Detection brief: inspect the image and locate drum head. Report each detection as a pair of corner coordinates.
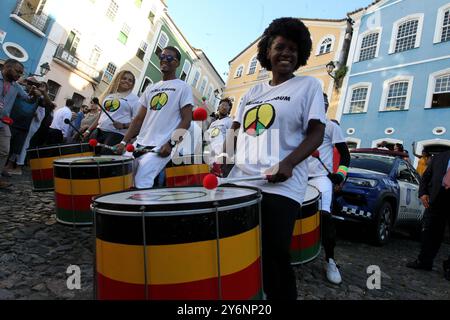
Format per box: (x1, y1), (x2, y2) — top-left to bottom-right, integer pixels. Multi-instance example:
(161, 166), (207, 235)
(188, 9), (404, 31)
(54, 155), (133, 166)
(93, 186), (261, 214)
(303, 185), (320, 205)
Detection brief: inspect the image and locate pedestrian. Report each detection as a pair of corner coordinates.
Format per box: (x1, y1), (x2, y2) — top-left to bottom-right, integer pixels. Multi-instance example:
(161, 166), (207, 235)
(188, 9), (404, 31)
(0, 59), (40, 188)
(82, 70), (140, 154)
(46, 98), (75, 145)
(221, 18), (326, 299)
(413, 147), (431, 176)
(307, 93), (350, 285)
(114, 46), (194, 189)
(406, 150), (450, 281)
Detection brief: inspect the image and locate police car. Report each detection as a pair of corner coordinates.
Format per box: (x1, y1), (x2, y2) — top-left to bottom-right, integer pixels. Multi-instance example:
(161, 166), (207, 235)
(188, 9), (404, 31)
(333, 148), (425, 245)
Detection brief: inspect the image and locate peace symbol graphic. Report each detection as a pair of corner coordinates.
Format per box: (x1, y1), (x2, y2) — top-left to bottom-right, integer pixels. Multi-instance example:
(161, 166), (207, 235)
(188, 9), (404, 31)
(211, 127), (221, 138)
(150, 92), (169, 111)
(243, 103), (275, 137)
(104, 99), (121, 112)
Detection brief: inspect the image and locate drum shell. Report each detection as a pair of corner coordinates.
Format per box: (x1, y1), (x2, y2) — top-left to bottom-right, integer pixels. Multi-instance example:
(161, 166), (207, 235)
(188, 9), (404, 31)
(27, 143), (94, 191)
(93, 186), (263, 300)
(54, 156), (133, 225)
(165, 155), (209, 187)
(290, 186), (321, 265)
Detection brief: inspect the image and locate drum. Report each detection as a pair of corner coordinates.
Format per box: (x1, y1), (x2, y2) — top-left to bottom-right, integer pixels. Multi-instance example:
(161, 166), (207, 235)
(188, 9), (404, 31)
(165, 154), (209, 187)
(290, 185), (321, 265)
(54, 156), (133, 225)
(92, 186), (263, 300)
(27, 143), (94, 191)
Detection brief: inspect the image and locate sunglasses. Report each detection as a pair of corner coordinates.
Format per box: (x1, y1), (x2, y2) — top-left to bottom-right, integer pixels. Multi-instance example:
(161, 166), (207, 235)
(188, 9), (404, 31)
(159, 54), (177, 62)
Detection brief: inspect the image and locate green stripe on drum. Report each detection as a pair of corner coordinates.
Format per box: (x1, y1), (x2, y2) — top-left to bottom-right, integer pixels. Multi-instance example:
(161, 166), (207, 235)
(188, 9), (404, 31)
(54, 162), (133, 180)
(290, 243), (321, 265)
(95, 205), (259, 246)
(56, 208), (93, 224)
(32, 179), (54, 191)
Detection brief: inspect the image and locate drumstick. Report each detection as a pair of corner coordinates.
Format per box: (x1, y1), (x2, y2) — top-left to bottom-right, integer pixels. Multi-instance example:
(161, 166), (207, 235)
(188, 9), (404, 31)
(203, 173), (269, 190)
(311, 150), (331, 175)
(88, 139), (117, 152)
(125, 144), (159, 154)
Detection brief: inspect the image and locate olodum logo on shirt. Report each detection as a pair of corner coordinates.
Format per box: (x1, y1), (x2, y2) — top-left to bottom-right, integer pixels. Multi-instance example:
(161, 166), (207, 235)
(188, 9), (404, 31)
(243, 103), (275, 137)
(210, 127), (221, 138)
(104, 99), (121, 112)
(150, 92), (169, 111)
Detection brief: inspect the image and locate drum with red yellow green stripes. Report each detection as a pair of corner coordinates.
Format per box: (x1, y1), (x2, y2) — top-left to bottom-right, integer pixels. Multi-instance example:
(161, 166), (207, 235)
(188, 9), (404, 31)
(54, 156), (133, 225)
(92, 186), (263, 300)
(27, 143), (94, 192)
(290, 185), (321, 265)
(165, 155), (209, 187)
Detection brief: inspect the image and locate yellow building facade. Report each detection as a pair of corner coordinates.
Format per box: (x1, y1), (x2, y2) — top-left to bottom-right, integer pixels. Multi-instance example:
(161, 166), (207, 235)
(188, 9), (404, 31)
(223, 18), (351, 119)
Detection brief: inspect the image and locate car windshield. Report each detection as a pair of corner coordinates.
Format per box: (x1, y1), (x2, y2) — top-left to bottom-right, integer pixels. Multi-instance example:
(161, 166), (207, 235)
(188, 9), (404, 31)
(350, 154), (395, 174)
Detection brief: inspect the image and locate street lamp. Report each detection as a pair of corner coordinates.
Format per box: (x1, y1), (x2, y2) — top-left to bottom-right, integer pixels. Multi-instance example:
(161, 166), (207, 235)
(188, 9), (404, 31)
(326, 61), (336, 80)
(29, 62), (51, 77)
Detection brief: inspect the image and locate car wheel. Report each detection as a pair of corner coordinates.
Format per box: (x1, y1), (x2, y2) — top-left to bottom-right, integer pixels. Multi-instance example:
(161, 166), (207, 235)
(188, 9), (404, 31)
(372, 201), (393, 246)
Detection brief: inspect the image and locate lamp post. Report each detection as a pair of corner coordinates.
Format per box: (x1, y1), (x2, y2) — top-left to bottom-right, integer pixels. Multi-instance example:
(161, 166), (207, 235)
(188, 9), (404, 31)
(29, 62), (51, 78)
(326, 61), (336, 80)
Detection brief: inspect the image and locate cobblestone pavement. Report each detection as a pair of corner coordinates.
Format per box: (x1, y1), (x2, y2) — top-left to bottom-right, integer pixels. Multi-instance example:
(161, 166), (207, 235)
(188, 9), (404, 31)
(1, 169), (449, 300)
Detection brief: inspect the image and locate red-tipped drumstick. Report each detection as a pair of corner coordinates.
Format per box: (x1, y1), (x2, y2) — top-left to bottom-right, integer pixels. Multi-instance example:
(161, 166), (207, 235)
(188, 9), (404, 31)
(193, 107), (208, 121)
(88, 139), (117, 152)
(311, 150), (331, 174)
(203, 173), (269, 190)
(125, 144), (159, 154)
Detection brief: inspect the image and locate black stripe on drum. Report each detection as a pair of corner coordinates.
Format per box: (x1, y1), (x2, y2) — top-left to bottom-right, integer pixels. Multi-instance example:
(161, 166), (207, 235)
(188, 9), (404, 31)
(54, 162), (133, 179)
(27, 144), (92, 159)
(95, 205), (259, 245)
(298, 198), (319, 219)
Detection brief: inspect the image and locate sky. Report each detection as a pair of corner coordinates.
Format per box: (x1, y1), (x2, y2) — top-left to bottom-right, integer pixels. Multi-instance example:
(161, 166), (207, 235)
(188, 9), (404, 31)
(166, 0), (374, 82)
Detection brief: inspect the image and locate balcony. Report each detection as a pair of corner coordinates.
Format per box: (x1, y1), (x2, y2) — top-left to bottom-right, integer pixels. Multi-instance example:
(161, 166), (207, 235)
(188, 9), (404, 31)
(53, 45), (102, 84)
(10, 0), (50, 36)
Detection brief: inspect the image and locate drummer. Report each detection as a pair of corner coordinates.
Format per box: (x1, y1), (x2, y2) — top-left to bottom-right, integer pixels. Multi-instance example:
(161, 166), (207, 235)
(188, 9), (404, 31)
(222, 18), (326, 300)
(115, 46), (194, 188)
(83, 70), (141, 155)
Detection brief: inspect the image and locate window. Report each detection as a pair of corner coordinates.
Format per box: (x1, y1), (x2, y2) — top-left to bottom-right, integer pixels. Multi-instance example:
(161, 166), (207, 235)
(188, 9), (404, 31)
(235, 65), (244, 78)
(64, 31), (80, 55)
(199, 78), (208, 95)
(136, 41), (148, 60)
(206, 86), (213, 100)
(180, 60), (191, 81)
(106, 1), (118, 21)
(89, 47), (101, 67)
(118, 24), (130, 45)
(154, 32), (169, 57)
(434, 5), (450, 43)
(72, 93), (85, 109)
(432, 73), (450, 108)
(347, 141), (358, 150)
(380, 77), (414, 111)
(148, 11), (155, 24)
(2, 42), (29, 62)
(248, 56), (257, 75)
(359, 32), (379, 61)
(348, 87), (368, 113)
(192, 70), (200, 88)
(140, 77), (153, 96)
(47, 80), (61, 101)
(318, 37), (333, 55)
(102, 62), (117, 84)
(390, 14), (424, 54)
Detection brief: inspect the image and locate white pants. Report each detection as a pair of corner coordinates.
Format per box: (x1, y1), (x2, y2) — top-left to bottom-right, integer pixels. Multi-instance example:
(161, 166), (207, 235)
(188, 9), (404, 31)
(308, 175), (333, 213)
(132, 150), (172, 189)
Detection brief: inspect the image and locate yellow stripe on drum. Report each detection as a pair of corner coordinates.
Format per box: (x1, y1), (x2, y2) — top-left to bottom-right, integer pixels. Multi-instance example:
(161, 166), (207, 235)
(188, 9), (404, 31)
(292, 212), (320, 236)
(54, 174), (133, 195)
(96, 226), (260, 285)
(29, 152), (94, 170)
(165, 164), (209, 178)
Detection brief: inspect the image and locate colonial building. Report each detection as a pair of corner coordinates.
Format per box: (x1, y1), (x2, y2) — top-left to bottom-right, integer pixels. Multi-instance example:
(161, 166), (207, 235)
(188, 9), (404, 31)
(223, 18), (353, 119)
(337, 0), (450, 161)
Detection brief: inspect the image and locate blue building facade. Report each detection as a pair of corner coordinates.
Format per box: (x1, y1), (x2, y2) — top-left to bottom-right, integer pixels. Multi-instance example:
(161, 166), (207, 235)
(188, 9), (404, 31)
(337, 0), (450, 161)
(0, 0), (54, 75)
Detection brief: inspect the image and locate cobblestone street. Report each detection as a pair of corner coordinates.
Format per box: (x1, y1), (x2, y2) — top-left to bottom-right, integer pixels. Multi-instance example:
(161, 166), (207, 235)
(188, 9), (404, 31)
(1, 169), (449, 300)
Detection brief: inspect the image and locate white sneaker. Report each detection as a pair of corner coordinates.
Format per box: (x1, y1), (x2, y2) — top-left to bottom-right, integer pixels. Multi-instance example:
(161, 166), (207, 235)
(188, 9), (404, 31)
(326, 258), (342, 284)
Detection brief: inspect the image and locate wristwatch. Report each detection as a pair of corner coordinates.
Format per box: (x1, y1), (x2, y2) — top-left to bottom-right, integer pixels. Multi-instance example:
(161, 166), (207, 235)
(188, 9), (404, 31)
(169, 139), (177, 148)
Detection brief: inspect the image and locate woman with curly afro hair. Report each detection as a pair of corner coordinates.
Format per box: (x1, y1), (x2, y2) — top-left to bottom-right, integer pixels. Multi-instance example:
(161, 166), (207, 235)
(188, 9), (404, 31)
(225, 17), (326, 299)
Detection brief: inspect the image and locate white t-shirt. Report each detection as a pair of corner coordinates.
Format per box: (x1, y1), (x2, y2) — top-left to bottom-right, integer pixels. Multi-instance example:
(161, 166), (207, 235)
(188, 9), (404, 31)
(206, 116), (233, 157)
(136, 79), (194, 148)
(98, 92), (140, 135)
(50, 105), (72, 138)
(229, 76), (326, 205)
(307, 119), (345, 177)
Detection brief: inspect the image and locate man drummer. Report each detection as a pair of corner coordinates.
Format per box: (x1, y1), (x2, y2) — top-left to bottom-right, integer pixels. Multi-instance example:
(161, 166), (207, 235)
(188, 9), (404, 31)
(307, 93), (350, 285)
(115, 46), (194, 188)
(206, 98), (233, 165)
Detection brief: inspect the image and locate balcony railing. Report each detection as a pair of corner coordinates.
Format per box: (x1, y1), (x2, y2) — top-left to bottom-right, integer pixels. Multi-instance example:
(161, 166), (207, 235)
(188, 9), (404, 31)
(53, 45), (102, 83)
(11, 0), (49, 33)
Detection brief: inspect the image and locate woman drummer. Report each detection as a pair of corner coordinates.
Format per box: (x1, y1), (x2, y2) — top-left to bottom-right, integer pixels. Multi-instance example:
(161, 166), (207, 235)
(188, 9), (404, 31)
(83, 70), (140, 155)
(224, 17), (326, 299)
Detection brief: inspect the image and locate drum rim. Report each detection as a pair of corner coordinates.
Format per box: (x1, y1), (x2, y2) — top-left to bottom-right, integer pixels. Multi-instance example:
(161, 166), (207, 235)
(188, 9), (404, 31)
(303, 184), (320, 205)
(53, 155), (134, 166)
(92, 185), (262, 213)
